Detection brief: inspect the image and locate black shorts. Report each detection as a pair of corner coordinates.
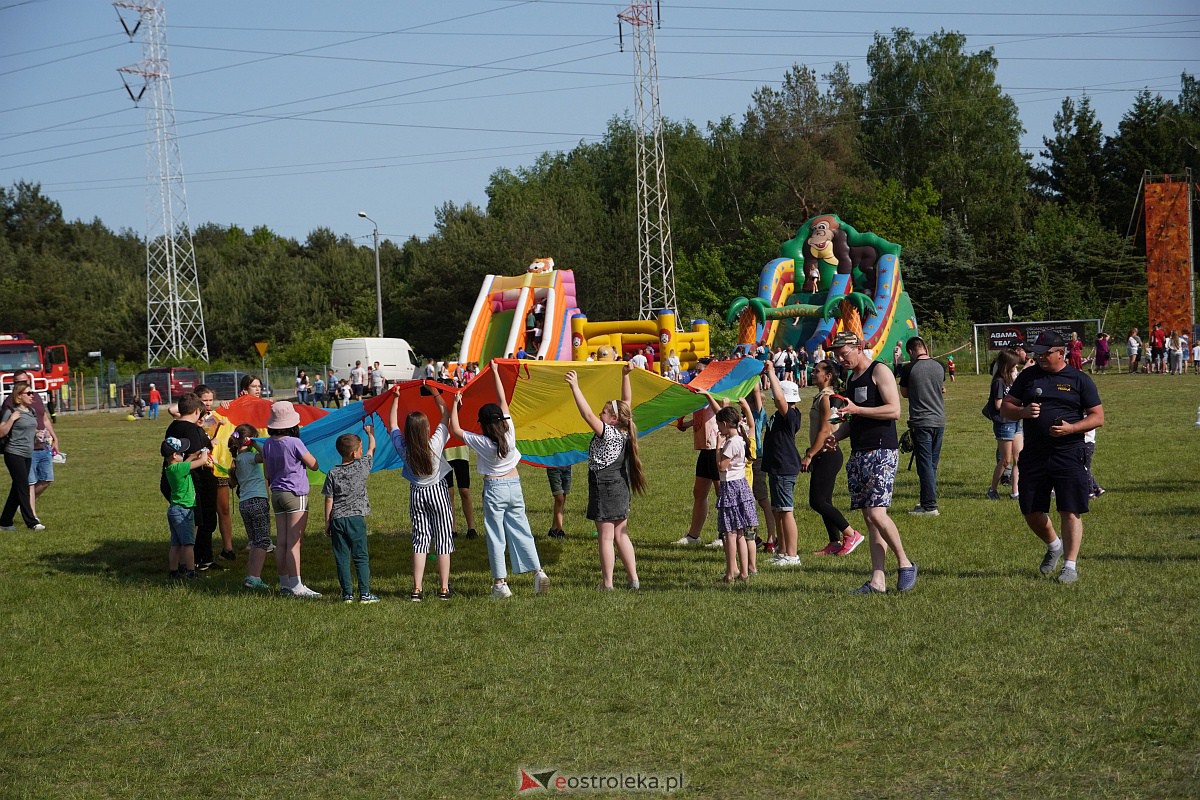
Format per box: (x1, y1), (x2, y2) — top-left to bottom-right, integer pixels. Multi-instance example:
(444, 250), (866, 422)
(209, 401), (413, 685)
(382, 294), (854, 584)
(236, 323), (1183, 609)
(444, 458), (471, 490)
(694, 449), (719, 482)
(1017, 447), (1090, 515)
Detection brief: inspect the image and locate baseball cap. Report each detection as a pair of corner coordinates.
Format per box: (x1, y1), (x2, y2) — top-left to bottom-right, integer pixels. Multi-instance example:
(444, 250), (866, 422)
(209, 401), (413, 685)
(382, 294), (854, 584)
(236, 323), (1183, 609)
(478, 403), (509, 424)
(830, 330), (861, 349)
(1029, 330), (1066, 354)
(161, 436), (190, 458)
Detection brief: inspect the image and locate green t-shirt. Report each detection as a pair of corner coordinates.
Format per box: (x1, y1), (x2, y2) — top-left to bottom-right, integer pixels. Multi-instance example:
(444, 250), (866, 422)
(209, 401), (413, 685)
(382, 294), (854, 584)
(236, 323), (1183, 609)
(164, 461), (196, 507)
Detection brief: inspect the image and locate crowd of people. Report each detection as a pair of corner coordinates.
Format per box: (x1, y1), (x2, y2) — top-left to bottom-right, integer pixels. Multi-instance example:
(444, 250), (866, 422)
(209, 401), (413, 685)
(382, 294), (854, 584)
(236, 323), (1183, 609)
(1124, 323), (1193, 374)
(142, 319), (1123, 599)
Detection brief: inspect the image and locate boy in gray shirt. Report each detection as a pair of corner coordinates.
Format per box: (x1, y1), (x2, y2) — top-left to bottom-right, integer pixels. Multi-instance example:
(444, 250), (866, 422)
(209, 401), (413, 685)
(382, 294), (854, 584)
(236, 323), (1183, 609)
(322, 425), (377, 603)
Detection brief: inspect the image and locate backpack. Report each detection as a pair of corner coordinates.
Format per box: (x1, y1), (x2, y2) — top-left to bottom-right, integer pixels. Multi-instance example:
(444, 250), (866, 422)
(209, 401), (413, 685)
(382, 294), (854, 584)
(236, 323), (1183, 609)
(979, 395), (998, 422)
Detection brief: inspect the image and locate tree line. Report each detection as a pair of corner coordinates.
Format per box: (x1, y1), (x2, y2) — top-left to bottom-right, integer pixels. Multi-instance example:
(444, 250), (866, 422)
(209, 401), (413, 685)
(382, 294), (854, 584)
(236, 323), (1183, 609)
(1, 29), (1196, 369)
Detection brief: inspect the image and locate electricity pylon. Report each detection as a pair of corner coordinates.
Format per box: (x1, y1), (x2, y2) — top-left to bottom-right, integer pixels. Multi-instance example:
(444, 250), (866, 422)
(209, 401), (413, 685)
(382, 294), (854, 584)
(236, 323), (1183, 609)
(116, 0), (209, 365)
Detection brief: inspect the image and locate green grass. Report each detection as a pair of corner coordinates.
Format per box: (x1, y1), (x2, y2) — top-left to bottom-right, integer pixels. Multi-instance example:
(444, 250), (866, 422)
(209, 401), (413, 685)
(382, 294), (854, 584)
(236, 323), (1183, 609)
(2, 371), (1198, 798)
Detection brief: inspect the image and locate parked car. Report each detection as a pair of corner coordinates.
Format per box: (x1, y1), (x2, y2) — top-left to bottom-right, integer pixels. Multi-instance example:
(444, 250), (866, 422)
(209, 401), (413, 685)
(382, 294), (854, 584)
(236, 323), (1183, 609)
(203, 371), (273, 401)
(125, 367), (198, 404)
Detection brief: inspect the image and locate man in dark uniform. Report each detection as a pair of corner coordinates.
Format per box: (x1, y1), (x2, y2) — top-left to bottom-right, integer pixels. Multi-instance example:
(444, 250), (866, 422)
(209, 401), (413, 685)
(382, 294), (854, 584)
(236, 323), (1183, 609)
(1001, 330), (1104, 584)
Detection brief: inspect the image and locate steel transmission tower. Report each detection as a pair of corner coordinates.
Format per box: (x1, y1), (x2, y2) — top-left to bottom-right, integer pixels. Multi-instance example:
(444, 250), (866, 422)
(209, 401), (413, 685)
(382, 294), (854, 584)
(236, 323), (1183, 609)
(618, 2), (678, 321)
(115, 0), (209, 365)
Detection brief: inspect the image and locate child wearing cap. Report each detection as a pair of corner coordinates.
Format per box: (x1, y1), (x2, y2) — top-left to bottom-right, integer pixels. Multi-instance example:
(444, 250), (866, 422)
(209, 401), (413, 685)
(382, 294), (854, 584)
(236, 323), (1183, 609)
(161, 436), (212, 579)
(761, 361), (804, 567)
(261, 401), (320, 598)
(448, 366), (550, 599)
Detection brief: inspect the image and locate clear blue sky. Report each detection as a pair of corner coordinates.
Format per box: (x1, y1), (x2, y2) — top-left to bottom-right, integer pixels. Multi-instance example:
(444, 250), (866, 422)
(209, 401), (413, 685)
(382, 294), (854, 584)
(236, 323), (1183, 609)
(1, 1), (1197, 248)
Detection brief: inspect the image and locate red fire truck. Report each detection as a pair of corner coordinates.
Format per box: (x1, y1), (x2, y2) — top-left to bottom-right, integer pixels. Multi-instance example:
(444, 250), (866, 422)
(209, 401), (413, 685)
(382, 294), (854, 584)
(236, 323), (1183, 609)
(0, 333), (70, 391)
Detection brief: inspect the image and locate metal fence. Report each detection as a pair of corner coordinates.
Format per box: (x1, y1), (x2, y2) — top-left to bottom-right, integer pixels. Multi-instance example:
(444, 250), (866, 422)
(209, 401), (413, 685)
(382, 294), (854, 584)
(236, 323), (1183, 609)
(55, 365), (330, 413)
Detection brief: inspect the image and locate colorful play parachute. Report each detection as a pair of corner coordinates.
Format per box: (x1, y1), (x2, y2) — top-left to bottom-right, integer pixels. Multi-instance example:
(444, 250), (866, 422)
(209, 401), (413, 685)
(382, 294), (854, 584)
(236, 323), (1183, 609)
(296, 358), (764, 472)
(208, 396), (328, 478)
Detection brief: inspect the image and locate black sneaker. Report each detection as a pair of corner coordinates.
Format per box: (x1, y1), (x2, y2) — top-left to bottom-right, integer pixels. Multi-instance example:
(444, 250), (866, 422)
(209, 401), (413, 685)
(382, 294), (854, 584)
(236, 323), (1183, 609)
(196, 561), (212, 572)
(168, 569), (181, 580)
(548, 528), (566, 540)
(466, 528), (478, 540)
(436, 588), (452, 601)
(219, 549), (236, 561)
(410, 590), (423, 603)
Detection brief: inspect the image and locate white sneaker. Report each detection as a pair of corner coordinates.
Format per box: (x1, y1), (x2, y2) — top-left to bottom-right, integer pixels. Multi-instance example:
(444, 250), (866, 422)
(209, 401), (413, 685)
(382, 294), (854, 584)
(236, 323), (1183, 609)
(534, 570), (550, 594)
(292, 585), (322, 598)
(0, 525), (15, 531)
(32, 524), (46, 531)
(771, 554), (802, 567)
(672, 535), (701, 546)
(704, 538), (723, 549)
(491, 581), (513, 600)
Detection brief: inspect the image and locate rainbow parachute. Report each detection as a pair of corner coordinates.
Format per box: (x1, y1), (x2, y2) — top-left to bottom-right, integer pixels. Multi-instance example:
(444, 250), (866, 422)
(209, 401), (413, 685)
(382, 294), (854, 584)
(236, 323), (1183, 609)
(285, 358), (763, 473)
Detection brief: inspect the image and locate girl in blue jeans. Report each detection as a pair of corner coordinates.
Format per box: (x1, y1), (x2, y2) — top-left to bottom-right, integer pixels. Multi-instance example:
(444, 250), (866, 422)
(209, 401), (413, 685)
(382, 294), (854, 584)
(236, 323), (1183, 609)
(448, 366), (549, 599)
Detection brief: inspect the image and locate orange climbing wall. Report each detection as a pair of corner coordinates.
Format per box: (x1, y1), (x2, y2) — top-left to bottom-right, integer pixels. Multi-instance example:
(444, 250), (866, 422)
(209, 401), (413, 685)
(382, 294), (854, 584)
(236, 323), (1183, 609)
(1143, 178), (1195, 335)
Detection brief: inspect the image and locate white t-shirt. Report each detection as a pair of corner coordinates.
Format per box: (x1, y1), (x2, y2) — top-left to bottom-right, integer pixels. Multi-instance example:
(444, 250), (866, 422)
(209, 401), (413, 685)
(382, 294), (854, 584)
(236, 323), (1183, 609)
(629, 353), (648, 369)
(350, 366), (365, 385)
(1192, 344), (1200, 361)
(462, 426), (521, 475)
(719, 435), (746, 483)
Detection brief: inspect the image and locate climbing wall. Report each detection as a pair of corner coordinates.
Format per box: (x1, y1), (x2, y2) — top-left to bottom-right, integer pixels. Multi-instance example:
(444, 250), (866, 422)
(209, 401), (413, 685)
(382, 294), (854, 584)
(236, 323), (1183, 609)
(1143, 177), (1195, 335)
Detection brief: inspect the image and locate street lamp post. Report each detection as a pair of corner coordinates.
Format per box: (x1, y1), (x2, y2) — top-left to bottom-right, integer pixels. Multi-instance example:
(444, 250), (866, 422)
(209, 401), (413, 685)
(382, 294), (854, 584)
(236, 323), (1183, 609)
(357, 211), (384, 337)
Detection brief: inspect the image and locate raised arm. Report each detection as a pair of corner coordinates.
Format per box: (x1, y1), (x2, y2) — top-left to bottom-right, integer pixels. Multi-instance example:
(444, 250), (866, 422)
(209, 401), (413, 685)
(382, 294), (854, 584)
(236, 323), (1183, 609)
(433, 389), (451, 429)
(621, 361), (633, 406)
(362, 422), (376, 458)
(565, 370), (603, 435)
(448, 392), (466, 440)
(492, 365), (509, 417)
(387, 390), (400, 433)
(738, 397), (755, 442)
(764, 360), (787, 412)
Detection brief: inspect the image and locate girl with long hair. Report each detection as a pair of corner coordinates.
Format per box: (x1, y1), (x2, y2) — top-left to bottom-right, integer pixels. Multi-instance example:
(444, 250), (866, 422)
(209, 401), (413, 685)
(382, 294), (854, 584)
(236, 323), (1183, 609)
(388, 386), (455, 601)
(448, 367), (549, 599)
(801, 360), (863, 557)
(988, 350), (1022, 500)
(565, 363), (645, 590)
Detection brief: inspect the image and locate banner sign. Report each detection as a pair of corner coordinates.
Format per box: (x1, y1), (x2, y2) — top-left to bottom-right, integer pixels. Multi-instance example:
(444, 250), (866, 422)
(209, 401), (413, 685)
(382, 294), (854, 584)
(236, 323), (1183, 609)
(981, 320), (1098, 351)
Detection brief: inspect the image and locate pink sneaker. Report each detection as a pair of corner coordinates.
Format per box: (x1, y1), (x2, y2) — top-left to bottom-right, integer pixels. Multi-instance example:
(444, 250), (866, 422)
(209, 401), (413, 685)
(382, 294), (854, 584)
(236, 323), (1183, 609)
(814, 542), (841, 556)
(837, 530), (865, 556)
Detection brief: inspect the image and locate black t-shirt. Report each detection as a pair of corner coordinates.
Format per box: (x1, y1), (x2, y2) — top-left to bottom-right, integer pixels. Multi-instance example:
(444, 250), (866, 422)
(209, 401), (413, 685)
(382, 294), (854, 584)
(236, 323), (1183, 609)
(988, 376), (1009, 421)
(762, 406), (802, 474)
(847, 361), (899, 452)
(1008, 364), (1101, 456)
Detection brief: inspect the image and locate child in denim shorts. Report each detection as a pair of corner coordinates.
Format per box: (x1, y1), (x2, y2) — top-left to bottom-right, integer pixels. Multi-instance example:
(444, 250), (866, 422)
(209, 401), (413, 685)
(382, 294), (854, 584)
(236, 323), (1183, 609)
(161, 436), (212, 579)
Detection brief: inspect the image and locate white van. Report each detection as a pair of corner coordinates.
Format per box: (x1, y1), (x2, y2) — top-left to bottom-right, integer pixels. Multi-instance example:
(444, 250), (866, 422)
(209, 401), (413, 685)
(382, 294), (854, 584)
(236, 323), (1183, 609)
(329, 338), (421, 384)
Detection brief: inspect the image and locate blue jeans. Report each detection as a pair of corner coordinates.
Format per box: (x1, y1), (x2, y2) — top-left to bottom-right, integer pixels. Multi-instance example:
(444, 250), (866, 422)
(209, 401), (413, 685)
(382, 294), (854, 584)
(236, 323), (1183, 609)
(482, 476), (542, 580)
(910, 426), (943, 510)
(167, 504), (195, 546)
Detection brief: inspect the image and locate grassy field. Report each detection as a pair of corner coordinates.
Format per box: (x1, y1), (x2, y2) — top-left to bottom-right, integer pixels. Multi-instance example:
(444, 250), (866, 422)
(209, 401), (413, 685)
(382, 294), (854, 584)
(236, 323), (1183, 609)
(1, 371), (1198, 798)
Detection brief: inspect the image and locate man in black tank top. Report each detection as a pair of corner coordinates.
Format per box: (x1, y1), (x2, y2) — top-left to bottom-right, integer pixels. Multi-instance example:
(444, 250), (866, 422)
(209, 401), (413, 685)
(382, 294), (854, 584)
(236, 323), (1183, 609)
(829, 331), (918, 594)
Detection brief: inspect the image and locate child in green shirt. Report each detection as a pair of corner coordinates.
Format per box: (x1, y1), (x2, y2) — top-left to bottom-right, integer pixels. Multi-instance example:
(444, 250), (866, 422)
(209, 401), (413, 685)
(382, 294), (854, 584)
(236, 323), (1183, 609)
(162, 436), (213, 579)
